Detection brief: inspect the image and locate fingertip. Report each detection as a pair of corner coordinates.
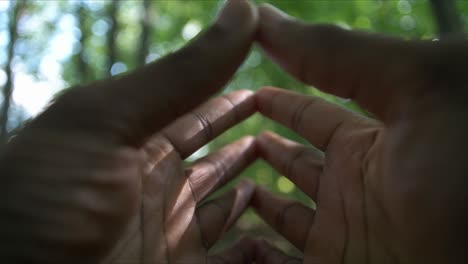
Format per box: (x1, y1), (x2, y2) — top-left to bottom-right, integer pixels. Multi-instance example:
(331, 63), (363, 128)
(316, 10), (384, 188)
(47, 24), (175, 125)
(256, 86), (283, 102)
(222, 89), (256, 114)
(238, 135), (256, 146)
(255, 86), (282, 114)
(256, 131), (276, 150)
(257, 130), (278, 140)
(225, 89), (255, 103)
(257, 86), (281, 93)
(237, 178), (255, 194)
(233, 88), (255, 98)
(216, 0), (259, 32)
(258, 3), (291, 25)
(257, 131), (284, 155)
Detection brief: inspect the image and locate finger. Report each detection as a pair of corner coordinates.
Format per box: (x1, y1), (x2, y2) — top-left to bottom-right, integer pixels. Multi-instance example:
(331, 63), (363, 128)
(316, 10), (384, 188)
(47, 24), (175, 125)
(197, 180), (255, 249)
(255, 240), (302, 264)
(257, 3), (427, 120)
(257, 131), (323, 200)
(207, 237), (257, 264)
(256, 87), (377, 151)
(34, 0), (258, 147)
(251, 186), (314, 251)
(186, 136), (256, 203)
(163, 89), (255, 159)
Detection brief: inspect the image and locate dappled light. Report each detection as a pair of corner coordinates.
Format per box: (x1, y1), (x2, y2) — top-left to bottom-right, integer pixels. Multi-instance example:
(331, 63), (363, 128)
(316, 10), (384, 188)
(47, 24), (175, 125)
(1, 0), (467, 258)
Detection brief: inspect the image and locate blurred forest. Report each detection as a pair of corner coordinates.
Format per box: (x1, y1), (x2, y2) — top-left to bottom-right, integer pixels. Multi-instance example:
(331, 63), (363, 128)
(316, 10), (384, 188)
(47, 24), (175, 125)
(0, 0), (467, 256)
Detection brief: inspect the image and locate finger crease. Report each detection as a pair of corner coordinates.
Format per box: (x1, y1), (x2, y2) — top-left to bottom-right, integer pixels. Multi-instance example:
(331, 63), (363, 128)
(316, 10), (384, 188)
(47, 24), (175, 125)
(160, 131), (183, 155)
(291, 99), (315, 134)
(221, 94), (241, 122)
(193, 111), (213, 142)
(323, 119), (347, 150)
(204, 156), (229, 186)
(187, 173), (201, 203)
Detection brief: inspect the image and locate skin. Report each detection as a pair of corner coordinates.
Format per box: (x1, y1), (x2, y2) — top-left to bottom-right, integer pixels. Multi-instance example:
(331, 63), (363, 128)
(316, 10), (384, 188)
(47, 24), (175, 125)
(2, 1), (468, 263)
(251, 4), (468, 264)
(0, 1), (260, 263)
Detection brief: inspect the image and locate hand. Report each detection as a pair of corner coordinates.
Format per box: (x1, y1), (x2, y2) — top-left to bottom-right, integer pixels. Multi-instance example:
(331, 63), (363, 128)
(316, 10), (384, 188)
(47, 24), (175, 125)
(106, 90), (258, 264)
(251, 4), (468, 264)
(0, 1), (258, 263)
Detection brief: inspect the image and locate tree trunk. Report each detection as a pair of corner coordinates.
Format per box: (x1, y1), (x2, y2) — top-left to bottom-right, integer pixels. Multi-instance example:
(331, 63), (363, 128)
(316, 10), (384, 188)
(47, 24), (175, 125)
(137, 0), (152, 66)
(429, 0), (462, 37)
(75, 0), (90, 83)
(0, 1), (25, 144)
(106, 0), (120, 76)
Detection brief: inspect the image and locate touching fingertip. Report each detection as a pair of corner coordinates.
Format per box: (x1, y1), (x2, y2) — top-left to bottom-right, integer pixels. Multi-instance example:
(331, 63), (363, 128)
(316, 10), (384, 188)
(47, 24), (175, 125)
(235, 88), (255, 97)
(258, 3), (291, 25)
(258, 130), (277, 139)
(237, 178), (255, 193)
(256, 86), (282, 98)
(256, 131), (279, 147)
(225, 89), (255, 104)
(216, 0), (258, 30)
(239, 135), (256, 144)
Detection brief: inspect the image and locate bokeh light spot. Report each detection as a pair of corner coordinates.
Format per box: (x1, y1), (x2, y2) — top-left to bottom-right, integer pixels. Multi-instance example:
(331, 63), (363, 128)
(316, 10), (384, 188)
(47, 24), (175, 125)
(110, 62), (128, 76)
(397, 0), (412, 15)
(182, 20), (202, 41)
(277, 176), (295, 193)
(400, 15), (416, 31)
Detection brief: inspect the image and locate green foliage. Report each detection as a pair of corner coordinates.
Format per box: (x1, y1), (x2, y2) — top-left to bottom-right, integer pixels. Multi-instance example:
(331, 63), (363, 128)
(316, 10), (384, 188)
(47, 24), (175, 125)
(3, 0), (466, 255)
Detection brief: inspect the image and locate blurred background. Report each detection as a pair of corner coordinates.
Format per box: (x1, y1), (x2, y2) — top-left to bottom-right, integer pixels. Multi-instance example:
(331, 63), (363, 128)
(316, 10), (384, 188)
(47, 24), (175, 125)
(1, 0), (467, 256)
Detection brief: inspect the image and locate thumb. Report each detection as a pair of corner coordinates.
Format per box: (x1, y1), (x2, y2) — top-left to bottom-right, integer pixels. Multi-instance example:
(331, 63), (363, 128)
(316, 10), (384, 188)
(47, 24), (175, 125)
(257, 4), (429, 120)
(32, 0), (258, 147)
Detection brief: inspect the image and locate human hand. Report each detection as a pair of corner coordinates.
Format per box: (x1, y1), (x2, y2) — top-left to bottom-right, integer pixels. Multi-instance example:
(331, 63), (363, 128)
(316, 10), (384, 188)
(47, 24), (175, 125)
(251, 4), (468, 264)
(0, 1), (258, 263)
(105, 90), (258, 264)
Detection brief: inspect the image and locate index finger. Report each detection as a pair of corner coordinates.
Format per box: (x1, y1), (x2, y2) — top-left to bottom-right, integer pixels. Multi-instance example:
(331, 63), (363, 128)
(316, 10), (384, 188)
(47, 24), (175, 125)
(32, 0), (258, 147)
(257, 4), (429, 120)
(256, 87), (377, 151)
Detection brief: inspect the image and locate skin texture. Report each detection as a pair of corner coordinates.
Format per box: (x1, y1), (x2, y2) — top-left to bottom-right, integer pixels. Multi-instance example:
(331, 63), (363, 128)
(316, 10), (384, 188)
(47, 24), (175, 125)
(251, 4), (468, 264)
(2, 1), (468, 264)
(0, 1), (259, 263)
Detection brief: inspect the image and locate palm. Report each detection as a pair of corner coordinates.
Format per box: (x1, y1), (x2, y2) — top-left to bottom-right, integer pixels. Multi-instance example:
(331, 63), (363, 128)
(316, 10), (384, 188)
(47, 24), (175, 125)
(0, 90), (257, 264)
(94, 90), (258, 264)
(106, 132), (256, 264)
(253, 86), (468, 264)
(0, 1), (259, 262)
(250, 4), (468, 263)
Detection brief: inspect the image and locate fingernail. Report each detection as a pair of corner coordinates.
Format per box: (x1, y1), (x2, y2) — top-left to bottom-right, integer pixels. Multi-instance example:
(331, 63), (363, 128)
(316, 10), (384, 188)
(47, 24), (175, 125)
(259, 3), (291, 25)
(216, 0), (252, 29)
